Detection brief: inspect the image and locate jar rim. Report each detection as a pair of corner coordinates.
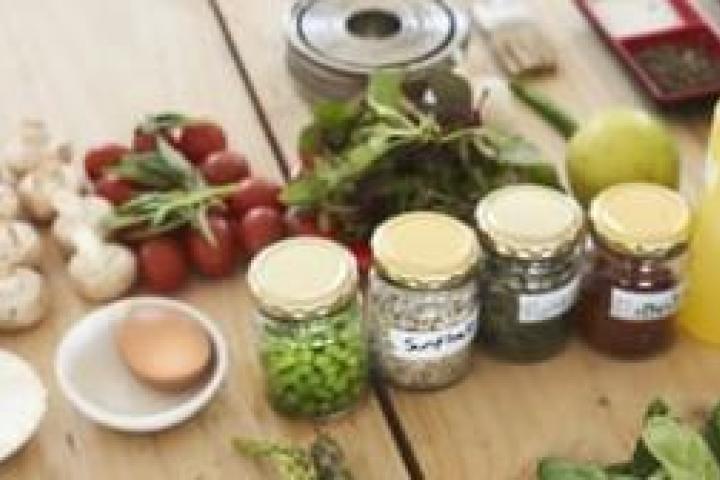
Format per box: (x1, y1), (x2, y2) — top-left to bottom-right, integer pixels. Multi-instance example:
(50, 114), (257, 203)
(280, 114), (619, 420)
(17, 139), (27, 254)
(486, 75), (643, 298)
(248, 236), (358, 321)
(590, 183), (690, 257)
(475, 185), (585, 260)
(371, 211), (481, 289)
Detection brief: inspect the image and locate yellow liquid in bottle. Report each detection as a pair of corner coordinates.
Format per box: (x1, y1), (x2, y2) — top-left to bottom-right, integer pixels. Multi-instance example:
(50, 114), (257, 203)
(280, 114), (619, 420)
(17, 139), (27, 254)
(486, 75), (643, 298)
(681, 102), (720, 344)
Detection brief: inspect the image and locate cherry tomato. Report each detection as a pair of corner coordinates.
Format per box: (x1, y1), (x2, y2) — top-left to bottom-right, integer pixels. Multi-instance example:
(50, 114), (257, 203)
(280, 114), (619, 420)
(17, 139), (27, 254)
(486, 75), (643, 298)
(94, 173), (135, 205)
(84, 144), (129, 179)
(199, 150), (250, 185)
(283, 208), (321, 236)
(185, 216), (236, 277)
(132, 129), (157, 152)
(229, 177), (281, 215)
(178, 122), (227, 164)
(137, 236), (189, 293)
(240, 207), (286, 255)
(348, 240), (372, 277)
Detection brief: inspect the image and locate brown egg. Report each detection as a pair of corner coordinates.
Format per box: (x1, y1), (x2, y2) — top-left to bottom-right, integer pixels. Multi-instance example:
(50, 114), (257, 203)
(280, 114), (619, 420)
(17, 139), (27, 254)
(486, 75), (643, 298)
(115, 305), (212, 392)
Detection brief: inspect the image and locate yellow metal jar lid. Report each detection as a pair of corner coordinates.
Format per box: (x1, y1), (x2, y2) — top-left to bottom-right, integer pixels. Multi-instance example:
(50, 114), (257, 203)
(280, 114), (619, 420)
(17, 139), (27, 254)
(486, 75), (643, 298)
(475, 184), (584, 260)
(590, 183), (691, 257)
(371, 211), (480, 289)
(247, 237), (358, 320)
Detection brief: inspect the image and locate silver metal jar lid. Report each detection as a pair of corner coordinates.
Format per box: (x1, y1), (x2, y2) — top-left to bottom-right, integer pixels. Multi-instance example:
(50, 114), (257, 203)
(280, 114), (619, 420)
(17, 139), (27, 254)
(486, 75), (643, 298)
(285, 0), (470, 99)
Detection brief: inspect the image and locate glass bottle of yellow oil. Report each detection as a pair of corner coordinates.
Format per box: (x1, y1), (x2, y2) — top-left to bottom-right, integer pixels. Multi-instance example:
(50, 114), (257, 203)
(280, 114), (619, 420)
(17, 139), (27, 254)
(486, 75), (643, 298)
(681, 101), (720, 344)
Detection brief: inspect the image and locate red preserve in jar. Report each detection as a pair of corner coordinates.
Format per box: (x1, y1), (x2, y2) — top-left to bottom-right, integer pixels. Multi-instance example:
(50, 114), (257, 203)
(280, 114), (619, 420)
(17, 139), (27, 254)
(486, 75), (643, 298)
(578, 183), (691, 358)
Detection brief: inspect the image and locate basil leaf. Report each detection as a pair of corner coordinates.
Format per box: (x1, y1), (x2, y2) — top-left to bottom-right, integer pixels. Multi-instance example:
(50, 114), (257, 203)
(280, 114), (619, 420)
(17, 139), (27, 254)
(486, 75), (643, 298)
(538, 458), (609, 480)
(642, 415), (720, 480)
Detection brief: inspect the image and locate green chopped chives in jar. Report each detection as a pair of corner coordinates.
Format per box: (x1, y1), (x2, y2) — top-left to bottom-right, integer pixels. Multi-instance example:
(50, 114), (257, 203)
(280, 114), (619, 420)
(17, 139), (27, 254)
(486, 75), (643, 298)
(247, 237), (368, 418)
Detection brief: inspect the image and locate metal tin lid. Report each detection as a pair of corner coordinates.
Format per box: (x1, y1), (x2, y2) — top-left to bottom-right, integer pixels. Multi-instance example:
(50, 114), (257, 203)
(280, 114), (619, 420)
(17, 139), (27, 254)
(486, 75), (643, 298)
(285, 0), (469, 99)
(475, 185), (584, 260)
(248, 237), (358, 320)
(371, 211), (480, 289)
(590, 183), (691, 257)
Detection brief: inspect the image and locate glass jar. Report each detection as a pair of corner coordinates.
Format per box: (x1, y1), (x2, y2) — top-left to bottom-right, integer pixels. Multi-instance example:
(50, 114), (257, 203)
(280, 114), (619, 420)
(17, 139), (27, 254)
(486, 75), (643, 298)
(579, 183), (691, 358)
(368, 211), (481, 390)
(247, 237), (368, 418)
(475, 185), (585, 362)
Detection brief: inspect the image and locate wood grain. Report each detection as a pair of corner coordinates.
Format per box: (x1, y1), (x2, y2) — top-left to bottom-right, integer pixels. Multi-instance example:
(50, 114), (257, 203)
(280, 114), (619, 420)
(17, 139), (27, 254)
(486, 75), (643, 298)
(213, 0), (720, 478)
(0, 1), (408, 479)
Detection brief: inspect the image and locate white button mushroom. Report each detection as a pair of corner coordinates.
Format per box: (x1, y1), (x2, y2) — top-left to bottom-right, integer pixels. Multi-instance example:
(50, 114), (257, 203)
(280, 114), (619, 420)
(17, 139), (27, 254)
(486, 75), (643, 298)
(67, 229), (136, 302)
(51, 192), (113, 254)
(0, 166), (15, 187)
(0, 221), (42, 269)
(0, 266), (48, 331)
(18, 162), (83, 223)
(0, 184), (19, 220)
(1, 120), (53, 176)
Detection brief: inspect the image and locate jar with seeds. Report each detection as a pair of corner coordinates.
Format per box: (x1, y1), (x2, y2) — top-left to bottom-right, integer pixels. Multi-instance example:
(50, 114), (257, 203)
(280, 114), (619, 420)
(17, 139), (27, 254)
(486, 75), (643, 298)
(368, 211), (482, 390)
(475, 185), (585, 362)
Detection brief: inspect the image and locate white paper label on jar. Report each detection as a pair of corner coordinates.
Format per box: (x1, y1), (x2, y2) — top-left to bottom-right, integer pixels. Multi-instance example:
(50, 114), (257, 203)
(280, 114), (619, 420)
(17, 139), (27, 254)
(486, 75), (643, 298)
(389, 316), (477, 361)
(518, 275), (581, 324)
(610, 285), (684, 322)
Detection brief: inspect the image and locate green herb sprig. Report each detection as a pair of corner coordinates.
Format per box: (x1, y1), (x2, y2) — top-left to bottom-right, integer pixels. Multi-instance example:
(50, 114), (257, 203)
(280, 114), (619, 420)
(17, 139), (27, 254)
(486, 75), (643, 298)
(233, 433), (353, 480)
(105, 137), (234, 243)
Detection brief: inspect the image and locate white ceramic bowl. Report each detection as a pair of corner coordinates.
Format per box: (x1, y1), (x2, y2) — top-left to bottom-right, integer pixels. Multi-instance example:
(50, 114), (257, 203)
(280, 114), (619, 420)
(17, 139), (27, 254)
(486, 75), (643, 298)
(55, 296), (229, 433)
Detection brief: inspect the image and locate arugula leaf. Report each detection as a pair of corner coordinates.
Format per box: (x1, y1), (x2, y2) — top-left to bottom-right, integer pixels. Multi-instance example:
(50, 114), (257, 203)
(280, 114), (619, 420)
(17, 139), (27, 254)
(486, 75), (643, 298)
(642, 415), (720, 480)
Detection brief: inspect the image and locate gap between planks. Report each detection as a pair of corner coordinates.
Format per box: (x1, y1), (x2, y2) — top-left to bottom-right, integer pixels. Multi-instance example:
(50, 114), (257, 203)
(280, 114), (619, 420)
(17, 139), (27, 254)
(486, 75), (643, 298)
(206, 1), (424, 478)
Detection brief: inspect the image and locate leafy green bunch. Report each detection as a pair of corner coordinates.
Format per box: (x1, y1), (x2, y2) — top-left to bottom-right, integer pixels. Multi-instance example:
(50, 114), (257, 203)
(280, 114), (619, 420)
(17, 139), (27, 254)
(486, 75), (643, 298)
(539, 399), (720, 479)
(281, 70), (561, 240)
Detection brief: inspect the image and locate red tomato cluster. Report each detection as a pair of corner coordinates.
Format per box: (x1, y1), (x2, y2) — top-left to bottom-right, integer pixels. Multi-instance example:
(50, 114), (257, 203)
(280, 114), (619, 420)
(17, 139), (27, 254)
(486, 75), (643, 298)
(83, 117), (364, 295)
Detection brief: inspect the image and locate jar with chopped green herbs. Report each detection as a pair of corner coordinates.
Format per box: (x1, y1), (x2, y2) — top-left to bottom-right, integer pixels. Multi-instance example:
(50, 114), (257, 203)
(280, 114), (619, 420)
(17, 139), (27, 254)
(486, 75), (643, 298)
(475, 185), (585, 362)
(368, 212), (482, 390)
(248, 237), (367, 418)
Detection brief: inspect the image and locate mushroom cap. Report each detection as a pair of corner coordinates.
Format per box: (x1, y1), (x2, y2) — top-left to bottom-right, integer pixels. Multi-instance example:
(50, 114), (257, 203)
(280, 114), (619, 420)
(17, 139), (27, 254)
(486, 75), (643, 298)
(0, 221), (42, 269)
(0, 267), (48, 331)
(69, 242), (136, 302)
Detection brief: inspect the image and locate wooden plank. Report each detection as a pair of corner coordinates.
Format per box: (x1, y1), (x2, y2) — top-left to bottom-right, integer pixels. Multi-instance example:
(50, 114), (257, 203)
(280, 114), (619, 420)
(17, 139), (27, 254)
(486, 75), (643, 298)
(390, 1), (720, 477)
(215, 0), (720, 478)
(0, 1), (408, 479)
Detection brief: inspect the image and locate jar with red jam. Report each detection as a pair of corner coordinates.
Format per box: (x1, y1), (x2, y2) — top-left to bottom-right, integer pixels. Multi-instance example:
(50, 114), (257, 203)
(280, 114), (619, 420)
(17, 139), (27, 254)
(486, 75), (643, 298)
(579, 183), (691, 358)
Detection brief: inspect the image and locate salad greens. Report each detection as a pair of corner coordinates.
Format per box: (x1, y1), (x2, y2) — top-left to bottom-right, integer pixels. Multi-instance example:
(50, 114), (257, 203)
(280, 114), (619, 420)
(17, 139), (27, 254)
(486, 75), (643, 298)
(539, 399), (720, 480)
(281, 70), (561, 240)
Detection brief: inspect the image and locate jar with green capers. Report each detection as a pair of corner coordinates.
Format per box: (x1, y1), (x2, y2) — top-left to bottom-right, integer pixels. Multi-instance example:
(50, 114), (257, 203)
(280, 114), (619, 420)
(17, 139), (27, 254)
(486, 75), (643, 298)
(368, 211), (482, 390)
(475, 185), (585, 362)
(248, 237), (368, 418)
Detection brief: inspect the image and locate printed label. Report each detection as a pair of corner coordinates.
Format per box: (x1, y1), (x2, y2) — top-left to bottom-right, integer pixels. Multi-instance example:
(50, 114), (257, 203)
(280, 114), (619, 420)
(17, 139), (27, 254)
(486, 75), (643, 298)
(518, 275), (581, 324)
(389, 315), (478, 361)
(610, 285), (684, 322)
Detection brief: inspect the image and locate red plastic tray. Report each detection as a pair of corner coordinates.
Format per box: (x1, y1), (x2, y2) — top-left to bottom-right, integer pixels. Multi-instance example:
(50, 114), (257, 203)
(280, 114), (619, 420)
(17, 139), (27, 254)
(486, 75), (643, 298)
(575, 0), (720, 106)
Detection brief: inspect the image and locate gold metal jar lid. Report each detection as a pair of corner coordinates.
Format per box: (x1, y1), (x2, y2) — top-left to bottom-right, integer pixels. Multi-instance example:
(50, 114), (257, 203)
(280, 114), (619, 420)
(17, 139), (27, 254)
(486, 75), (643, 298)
(590, 183), (691, 257)
(371, 211), (480, 289)
(475, 184), (584, 260)
(247, 236), (358, 320)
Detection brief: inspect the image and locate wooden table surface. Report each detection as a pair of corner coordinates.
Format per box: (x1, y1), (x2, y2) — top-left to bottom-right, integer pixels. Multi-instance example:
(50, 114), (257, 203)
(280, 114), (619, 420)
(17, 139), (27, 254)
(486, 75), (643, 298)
(0, 1), (719, 479)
